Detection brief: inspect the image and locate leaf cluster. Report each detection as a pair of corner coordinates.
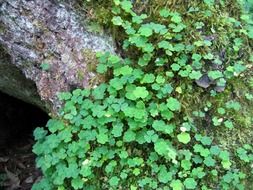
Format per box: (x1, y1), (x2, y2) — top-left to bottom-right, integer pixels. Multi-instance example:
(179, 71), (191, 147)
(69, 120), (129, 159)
(33, 0), (253, 189)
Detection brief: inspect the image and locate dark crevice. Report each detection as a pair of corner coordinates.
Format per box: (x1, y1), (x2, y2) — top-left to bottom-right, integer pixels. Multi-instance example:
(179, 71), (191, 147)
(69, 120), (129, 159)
(0, 91), (49, 147)
(0, 91), (49, 189)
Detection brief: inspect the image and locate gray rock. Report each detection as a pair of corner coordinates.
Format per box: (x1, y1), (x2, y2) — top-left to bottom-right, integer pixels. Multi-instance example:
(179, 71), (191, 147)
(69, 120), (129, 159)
(195, 74), (213, 89)
(0, 0), (116, 112)
(214, 85), (226, 92)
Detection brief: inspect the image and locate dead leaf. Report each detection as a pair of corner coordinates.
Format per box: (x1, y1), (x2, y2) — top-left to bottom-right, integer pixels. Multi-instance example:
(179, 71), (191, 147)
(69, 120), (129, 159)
(25, 176), (33, 184)
(0, 157), (9, 162)
(4, 167), (20, 190)
(15, 160), (26, 169)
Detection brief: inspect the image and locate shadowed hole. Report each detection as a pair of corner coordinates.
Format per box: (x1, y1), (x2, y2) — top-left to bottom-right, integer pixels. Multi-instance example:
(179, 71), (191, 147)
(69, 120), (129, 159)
(0, 91), (49, 189)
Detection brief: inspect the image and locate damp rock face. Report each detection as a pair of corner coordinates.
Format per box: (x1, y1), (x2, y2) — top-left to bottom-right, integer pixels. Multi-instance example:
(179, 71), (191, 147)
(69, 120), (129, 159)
(0, 49), (45, 110)
(0, 0), (115, 112)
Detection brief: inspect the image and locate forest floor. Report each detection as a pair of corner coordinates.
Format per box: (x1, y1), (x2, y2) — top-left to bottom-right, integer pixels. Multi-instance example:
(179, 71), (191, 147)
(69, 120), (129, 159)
(0, 136), (41, 190)
(0, 92), (48, 190)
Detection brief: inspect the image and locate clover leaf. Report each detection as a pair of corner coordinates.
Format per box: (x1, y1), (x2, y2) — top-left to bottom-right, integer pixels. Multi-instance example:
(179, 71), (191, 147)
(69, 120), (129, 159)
(34, 127), (48, 140)
(97, 133), (109, 144)
(109, 176), (120, 186)
(170, 180), (183, 190)
(112, 16), (123, 25)
(110, 78), (124, 90)
(171, 13), (182, 23)
(71, 178), (84, 190)
(201, 136), (212, 145)
(158, 166), (172, 183)
(120, 0), (133, 13)
(159, 9), (170, 18)
(184, 178), (197, 189)
(166, 97), (181, 111)
(138, 25), (153, 37)
(112, 123), (123, 137)
(224, 120), (234, 129)
(158, 40), (174, 50)
(189, 71), (202, 80)
(133, 87), (149, 99)
(204, 156), (216, 167)
(208, 70), (223, 80)
(177, 132), (191, 144)
(40, 63), (50, 71)
(154, 140), (170, 156)
(123, 130), (136, 142)
(141, 73), (155, 84)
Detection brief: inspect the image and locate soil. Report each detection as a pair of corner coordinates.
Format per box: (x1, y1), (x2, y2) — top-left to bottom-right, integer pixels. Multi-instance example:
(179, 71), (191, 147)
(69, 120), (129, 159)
(0, 92), (49, 190)
(0, 137), (41, 190)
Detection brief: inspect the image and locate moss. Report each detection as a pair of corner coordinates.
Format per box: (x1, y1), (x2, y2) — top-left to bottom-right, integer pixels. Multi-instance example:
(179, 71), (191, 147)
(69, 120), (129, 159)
(82, 48), (98, 72)
(83, 0), (253, 134)
(81, 48), (107, 87)
(69, 0), (253, 187)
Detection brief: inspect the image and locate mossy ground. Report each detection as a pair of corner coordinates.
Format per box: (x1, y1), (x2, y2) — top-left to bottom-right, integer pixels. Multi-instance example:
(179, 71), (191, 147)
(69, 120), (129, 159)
(31, 1), (253, 189)
(81, 0), (253, 186)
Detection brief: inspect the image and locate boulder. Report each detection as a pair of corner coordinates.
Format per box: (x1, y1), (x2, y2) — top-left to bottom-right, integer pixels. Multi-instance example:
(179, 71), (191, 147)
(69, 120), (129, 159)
(0, 0), (115, 112)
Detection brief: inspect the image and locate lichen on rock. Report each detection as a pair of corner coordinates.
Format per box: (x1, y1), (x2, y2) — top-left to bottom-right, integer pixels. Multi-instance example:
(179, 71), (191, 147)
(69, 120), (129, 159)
(0, 0), (116, 112)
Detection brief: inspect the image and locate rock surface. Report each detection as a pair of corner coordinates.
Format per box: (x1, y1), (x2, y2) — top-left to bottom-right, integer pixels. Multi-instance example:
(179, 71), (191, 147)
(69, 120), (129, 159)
(0, 0), (115, 112)
(0, 48), (45, 110)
